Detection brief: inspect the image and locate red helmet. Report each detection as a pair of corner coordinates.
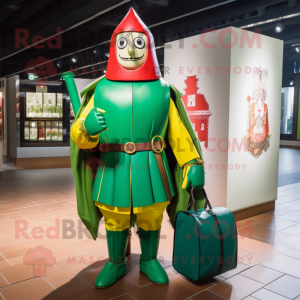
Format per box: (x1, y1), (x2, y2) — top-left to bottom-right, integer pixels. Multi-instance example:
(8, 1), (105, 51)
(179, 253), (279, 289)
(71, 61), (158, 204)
(106, 8), (161, 81)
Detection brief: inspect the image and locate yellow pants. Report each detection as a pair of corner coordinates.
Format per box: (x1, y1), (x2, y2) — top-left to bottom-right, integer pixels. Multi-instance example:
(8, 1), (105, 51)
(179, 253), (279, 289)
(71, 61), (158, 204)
(99, 202), (167, 231)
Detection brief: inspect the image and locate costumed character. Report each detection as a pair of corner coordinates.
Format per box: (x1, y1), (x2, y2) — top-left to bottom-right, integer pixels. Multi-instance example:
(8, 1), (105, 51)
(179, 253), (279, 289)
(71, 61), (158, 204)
(62, 8), (205, 288)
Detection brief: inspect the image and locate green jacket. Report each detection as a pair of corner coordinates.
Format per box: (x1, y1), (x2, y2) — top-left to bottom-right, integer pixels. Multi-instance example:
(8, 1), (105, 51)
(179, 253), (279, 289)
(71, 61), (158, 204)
(70, 76), (205, 239)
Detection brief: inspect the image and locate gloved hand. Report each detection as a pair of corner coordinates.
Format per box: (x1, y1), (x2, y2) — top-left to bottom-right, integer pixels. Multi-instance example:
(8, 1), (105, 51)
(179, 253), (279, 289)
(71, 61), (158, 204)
(182, 163), (205, 190)
(84, 107), (108, 136)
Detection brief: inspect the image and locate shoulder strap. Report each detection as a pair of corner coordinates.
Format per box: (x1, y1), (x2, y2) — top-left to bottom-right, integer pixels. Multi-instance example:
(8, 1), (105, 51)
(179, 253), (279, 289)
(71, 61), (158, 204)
(188, 188), (214, 214)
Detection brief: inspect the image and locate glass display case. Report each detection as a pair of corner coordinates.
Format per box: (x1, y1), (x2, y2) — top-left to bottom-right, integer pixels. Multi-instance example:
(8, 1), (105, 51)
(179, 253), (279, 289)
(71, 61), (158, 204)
(38, 121), (45, 141)
(46, 121), (52, 141)
(29, 121), (38, 141)
(19, 80), (70, 147)
(280, 87), (294, 135)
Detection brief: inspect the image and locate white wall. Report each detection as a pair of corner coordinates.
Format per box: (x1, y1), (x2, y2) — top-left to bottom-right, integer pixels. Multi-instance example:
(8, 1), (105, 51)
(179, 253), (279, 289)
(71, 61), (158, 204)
(164, 30), (232, 207)
(164, 27), (283, 210)
(227, 29), (283, 211)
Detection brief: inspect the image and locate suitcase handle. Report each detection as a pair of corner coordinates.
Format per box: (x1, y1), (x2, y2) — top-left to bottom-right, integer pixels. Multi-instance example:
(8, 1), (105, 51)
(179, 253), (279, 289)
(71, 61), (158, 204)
(189, 188), (216, 216)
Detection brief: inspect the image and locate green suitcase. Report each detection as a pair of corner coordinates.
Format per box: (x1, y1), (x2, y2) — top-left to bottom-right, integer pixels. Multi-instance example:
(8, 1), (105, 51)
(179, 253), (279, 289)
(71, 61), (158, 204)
(172, 188), (237, 282)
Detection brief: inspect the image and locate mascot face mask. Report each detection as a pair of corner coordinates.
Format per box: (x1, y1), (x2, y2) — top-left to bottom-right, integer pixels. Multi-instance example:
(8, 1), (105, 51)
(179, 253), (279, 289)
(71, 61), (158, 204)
(106, 8), (161, 81)
(116, 32), (148, 70)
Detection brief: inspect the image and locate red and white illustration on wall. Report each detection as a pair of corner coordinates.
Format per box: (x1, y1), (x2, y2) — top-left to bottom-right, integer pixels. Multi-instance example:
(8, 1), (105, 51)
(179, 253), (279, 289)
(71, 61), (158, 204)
(181, 75), (212, 148)
(244, 68), (271, 158)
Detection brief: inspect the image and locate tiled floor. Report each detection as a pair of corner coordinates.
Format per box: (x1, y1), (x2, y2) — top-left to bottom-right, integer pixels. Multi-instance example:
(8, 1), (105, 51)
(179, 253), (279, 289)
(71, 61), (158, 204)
(1, 158), (300, 299)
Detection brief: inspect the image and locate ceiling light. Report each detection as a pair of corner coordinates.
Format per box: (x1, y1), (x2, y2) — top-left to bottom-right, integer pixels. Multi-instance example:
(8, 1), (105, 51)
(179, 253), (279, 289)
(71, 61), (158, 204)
(94, 47), (100, 55)
(56, 60), (63, 68)
(71, 56), (78, 63)
(296, 47), (300, 53)
(241, 13), (300, 29)
(290, 80), (294, 85)
(275, 23), (283, 33)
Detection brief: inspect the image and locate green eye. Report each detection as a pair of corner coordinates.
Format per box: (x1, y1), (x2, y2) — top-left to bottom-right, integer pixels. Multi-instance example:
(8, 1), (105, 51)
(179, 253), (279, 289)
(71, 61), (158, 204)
(134, 37), (145, 49)
(117, 37), (127, 49)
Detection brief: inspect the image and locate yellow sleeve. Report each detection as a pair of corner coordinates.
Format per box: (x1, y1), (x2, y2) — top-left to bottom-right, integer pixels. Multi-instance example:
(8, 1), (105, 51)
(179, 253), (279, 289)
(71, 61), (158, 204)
(168, 98), (201, 167)
(70, 94), (99, 149)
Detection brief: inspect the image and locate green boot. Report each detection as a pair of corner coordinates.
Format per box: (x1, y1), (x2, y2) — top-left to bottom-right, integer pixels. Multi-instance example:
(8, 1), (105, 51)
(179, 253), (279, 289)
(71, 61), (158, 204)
(139, 228), (169, 285)
(95, 229), (129, 288)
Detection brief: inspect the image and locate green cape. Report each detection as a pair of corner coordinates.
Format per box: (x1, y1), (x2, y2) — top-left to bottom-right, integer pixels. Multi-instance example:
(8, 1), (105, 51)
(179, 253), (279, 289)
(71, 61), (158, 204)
(70, 76), (205, 240)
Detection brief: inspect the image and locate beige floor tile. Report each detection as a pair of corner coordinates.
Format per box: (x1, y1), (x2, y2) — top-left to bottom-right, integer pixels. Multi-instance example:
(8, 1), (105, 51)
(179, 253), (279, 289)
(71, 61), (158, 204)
(109, 295), (137, 300)
(238, 224), (289, 242)
(277, 193), (300, 203)
(259, 219), (296, 231)
(273, 208), (297, 216)
(129, 274), (213, 300)
(292, 243), (300, 251)
(240, 265), (283, 284)
(236, 218), (258, 229)
(261, 254), (300, 277)
(238, 247), (253, 258)
(0, 260), (11, 270)
(7, 255), (26, 265)
(66, 238), (104, 249)
(264, 274), (300, 298)
(18, 207), (52, 218)
(74, 267), (140, 300)
(51, 275), (85, 288)
(0, 237), (12, 248)
(252, 288), (290, 300)
(251, 213), (275, 223)
(281, 248), (300, 260)
(0, 261), (59, 284)
(0, 274), (9, 288)
(278, 235), (300, 245)
(0, 241), (50, 260)
(190, 290), (227, 299)
(44, 263), (89, 282)
(238, 237), (290, 256)
(279, 211), (300, 222)
(220, 263), (249, 279)
(35, 240), (85, 262)
(237, 233), (251, 243)
(62, 288), (136, 300)
(56, 280), (92, 297)
(0, 277), (63, 300)
(208, 274), (264, 300)
(281, 225), (300, 235)
(242, 252), (271, 266)
(72, 241), (107, 254)
(55, 249), (109, 270)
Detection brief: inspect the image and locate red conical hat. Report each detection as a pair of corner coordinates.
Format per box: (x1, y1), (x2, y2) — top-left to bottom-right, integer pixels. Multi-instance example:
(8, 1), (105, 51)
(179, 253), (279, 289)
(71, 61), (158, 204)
(106, 8), (161, 81)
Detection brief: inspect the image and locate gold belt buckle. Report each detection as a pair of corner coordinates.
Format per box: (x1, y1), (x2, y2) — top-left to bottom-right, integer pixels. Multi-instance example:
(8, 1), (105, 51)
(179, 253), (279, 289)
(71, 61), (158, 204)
(151, 135), (164, 154)
(124, 142), (136, 154)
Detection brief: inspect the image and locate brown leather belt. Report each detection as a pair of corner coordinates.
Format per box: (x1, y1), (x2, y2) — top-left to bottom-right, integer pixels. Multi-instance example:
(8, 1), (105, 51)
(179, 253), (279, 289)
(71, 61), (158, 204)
(99, 141), (166, 154)
(99, 135), (172, 202)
